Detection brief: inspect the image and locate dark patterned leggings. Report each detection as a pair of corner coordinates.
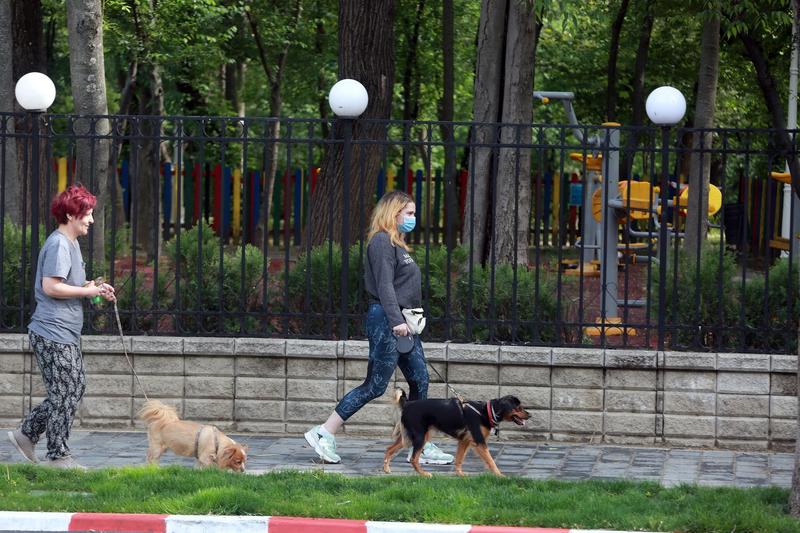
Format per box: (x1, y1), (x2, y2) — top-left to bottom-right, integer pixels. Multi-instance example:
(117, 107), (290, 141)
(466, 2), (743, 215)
(335, 303), (429, 421)
(21, 331), (86, 460)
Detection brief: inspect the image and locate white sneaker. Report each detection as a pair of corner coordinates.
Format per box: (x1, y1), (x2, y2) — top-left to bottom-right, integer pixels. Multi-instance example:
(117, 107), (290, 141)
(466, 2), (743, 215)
(304, 425), (341, 464)
(407, 442), (454, 465)
(8, 430), (38, 463)
(46, 455), (88, 471)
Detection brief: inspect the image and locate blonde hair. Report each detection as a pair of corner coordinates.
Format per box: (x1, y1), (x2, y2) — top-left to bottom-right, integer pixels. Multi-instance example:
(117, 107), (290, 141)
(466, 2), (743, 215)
(367, 190), (414, 250)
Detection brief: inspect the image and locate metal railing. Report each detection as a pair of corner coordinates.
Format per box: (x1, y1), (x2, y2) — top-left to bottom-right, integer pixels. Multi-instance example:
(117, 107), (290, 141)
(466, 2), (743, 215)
(0, 112), (798, 353)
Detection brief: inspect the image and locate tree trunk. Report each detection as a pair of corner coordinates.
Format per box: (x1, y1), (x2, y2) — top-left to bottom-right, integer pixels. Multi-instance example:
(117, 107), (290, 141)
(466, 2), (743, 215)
(684, 13), (720, 259)
(315, 12), (330, 141)
(621, 0), (654, 179)
(740, 33), (800, 197)
(66, 0), (110, 271)
(606, 0), (630, 122)
(12, 0), (49, 233)
(247, 0), (301, 249)
(109, 59), (137, 229)
(131, 63), (164, 262)
(401, 0), (425, 123)
(0, 0), (18, 221)
(786, 0), (800, 519)
(464, 0), (507, 265)
(491, 0), (535, 265)
(309, 0), (395, 246)
(438, 0), (459, 249)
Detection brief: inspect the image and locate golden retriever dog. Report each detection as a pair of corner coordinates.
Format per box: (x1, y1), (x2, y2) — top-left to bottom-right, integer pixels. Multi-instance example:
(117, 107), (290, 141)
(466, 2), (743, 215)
(137, 400), (247, 472)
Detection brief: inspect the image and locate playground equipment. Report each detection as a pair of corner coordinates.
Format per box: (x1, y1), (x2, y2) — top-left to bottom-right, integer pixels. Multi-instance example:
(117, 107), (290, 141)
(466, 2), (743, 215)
(534, 91), (606, 276)
(535, 90), (631, 334)
(770, 171), (794, 252)
(535, 88), (722, 338)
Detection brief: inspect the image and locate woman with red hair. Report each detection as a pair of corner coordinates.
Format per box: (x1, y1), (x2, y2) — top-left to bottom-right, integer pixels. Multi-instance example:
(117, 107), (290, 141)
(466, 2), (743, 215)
(7, 185), (115, 470)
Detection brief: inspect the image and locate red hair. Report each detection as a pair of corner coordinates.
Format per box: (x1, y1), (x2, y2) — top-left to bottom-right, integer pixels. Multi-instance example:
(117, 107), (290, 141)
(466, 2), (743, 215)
(51, 185), (96, 224)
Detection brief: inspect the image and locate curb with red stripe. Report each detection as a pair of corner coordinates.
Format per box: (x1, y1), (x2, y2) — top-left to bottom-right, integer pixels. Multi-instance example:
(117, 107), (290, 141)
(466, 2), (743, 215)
(0, 511), (664, 533)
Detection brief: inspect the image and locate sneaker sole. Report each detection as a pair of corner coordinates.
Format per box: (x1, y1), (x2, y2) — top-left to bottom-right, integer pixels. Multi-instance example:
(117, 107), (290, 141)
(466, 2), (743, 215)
(7, 431), (38, 464)
(407, 457), (453, 465)
(303, 431), (341, 464)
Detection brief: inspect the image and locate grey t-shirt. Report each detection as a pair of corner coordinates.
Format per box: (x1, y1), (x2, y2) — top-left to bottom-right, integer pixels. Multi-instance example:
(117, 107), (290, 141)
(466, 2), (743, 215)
(28, 230), (87, 345)
(364, 231), (421, 328)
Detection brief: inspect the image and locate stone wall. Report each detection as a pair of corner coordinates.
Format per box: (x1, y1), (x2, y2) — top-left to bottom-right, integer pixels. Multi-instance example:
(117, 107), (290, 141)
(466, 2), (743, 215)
(0, 334), (796, 451)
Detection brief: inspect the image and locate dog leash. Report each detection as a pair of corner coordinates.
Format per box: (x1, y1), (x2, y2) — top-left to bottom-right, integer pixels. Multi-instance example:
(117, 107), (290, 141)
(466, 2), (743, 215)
(112, 299), (149, 401)
(424, 356), (503, 436)
(425, 357), (466, 403)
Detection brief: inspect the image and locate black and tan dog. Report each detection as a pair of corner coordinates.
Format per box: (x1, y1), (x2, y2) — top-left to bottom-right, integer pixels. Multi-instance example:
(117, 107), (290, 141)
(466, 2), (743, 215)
(383, 389), (530, 477)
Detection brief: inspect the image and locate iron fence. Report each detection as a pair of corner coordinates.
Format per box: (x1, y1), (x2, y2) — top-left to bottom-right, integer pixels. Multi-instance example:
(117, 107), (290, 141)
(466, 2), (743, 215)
(0, 111), (798, 353)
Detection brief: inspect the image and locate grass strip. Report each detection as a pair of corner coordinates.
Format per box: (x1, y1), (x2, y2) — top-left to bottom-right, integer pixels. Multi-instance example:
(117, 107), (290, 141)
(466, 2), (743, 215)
(1, 464), (798, 533)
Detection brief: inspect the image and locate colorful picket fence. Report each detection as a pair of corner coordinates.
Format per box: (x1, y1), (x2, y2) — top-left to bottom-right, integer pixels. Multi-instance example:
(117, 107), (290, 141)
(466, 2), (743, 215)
(52, 155), (779, 255)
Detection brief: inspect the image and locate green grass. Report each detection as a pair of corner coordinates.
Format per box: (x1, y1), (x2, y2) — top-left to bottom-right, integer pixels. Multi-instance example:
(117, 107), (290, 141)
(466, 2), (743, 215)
(1, 464), (798, 532)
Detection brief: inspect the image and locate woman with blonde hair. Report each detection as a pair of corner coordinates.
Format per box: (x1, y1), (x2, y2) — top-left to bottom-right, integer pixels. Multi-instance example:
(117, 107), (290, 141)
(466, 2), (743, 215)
(305, 190), (453, 465)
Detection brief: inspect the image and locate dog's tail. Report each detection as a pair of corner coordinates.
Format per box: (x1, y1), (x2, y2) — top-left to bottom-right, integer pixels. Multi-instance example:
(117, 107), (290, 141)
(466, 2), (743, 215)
(137, 399), (180, 428)
(392, 388), (407, 409)
(390, 388), (410, 448)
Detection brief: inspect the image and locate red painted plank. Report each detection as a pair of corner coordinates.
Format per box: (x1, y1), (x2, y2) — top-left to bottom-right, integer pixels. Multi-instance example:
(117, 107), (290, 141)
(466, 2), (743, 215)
(69, 513), (167, 533)
(269, 516), (367, 533)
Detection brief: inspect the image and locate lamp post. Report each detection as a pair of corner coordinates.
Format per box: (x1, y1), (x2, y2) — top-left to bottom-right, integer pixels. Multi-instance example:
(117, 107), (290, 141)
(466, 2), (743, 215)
(646, 85), (686, 351)
(328, 79), (368, 340)
(15, 72), (56, 313)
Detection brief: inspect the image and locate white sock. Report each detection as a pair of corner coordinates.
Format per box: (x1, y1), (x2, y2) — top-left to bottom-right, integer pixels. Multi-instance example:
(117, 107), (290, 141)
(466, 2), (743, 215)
(317, 425), (334, 439)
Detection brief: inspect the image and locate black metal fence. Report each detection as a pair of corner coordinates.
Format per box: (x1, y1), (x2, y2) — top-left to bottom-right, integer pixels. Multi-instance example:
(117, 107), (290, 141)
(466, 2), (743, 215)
(0, 111), (798, 353)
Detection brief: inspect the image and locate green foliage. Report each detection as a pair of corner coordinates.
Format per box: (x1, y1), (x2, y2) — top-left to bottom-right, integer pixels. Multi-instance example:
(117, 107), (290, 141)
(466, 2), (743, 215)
(2, 465), (800, 532)
(281, 243), (558, 343)
(110, 270), (171, 333)
(281, 241), (365, 338)
(653, 244), (800, 352)
(412, 244), (468, 327)
(164, 223), (265, 334)
(0, 219), (35, 329)
(653, 244), (740, 350)
(742, 258), (800, 352)
(454, 261), (558, 344)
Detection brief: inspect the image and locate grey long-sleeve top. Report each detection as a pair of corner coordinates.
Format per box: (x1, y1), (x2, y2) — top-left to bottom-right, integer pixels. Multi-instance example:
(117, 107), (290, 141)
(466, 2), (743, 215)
(364, 231), (422, 328)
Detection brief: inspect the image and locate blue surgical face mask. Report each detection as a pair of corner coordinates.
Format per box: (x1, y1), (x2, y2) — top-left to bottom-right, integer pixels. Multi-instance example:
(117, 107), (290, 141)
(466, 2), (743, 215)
(398, 216), (416, 233)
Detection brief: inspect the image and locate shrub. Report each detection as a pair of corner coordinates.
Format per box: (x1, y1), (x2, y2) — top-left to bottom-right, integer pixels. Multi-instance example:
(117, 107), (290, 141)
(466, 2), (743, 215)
(281, 241), (364, 338)
(411, 244), (467, 340)
(108, 270), (171, 333)
(281, 242), (559, 344)
(1, 218), (31, 329)
(742, 258), (800, 352)
(164, 223), (265, 334)
(454, 262), (558, 344)
(653, 244), (740, 350)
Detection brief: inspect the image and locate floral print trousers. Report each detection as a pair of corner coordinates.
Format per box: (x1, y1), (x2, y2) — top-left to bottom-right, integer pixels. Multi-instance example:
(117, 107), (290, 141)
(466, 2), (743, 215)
(20, 331), (86, 460)
(335, 303), (429, 421)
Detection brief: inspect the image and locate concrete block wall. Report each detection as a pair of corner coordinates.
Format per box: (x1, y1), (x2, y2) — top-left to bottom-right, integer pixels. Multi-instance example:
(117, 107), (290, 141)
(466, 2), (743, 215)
(0, 334), (796, 450)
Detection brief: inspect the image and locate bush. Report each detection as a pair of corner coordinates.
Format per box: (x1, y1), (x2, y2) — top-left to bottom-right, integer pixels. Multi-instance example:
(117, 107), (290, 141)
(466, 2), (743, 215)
(653, 244), (743, 351)
(281, 242), (559, 343)
(164, 223), (265, 334)
(108, 270), (171, 333)
(742, 258), (800, 352)
(281, 241), (364, 338)
(454, 262), (558, 343)
(1, 219), (46, 330)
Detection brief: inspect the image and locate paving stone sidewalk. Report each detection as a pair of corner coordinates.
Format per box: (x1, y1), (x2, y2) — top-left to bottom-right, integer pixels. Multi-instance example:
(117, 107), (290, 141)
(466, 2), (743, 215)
(1, 429), (793, 488)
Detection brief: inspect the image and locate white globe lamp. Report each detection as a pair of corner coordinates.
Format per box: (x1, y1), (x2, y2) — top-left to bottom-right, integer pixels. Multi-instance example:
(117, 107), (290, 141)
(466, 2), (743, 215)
(328, 79), (368, 118)
(15, 72), (56, 112)
(645, 86), (686, 125)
